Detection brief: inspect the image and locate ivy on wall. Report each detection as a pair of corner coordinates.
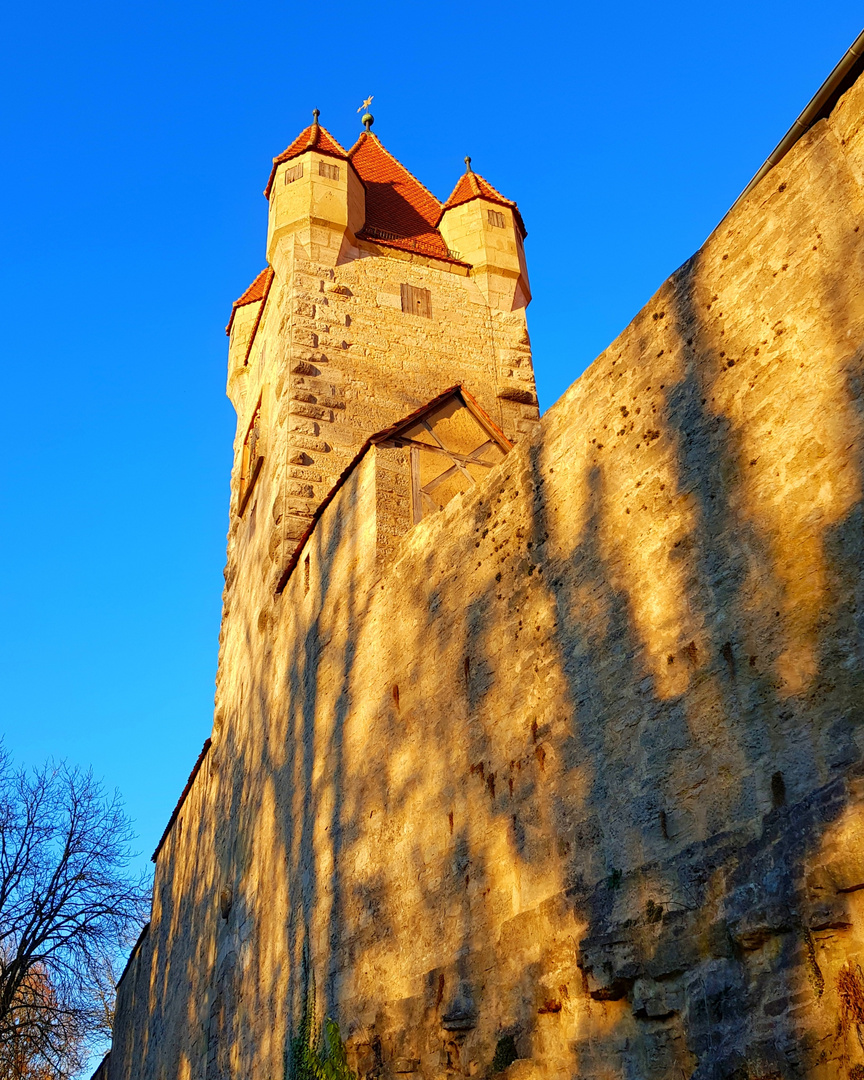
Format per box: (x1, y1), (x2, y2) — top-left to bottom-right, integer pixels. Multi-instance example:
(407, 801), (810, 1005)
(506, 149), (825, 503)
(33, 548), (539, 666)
(287, 966), (356, 1080)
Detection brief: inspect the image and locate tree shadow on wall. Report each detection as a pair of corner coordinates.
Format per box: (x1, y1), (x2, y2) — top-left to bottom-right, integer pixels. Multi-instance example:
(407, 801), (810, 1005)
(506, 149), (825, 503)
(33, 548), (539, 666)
(512, 223), (864, 1078)
(128, 122), (864, 1080)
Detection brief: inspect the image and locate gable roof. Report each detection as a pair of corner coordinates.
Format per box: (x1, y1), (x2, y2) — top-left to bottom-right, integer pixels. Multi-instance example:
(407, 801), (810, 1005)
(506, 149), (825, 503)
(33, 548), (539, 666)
(226, 267), (274, 335)
(348, 132), (459, 261)
(377, 385), (512, 450)
(263, 124), (348, 199)
(440, 169), (527, 238)
(275, 386), (510, 595)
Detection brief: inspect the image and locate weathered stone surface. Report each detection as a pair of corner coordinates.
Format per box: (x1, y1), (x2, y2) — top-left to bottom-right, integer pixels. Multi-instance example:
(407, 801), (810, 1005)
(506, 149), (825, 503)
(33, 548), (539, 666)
(109, 71), (864, 1080)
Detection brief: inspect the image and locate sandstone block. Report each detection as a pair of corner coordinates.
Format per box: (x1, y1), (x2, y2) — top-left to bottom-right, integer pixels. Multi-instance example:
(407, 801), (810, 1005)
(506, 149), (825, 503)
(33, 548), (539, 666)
(290, 401), (332, 421)
(497, 387), (537, 406)
(825, 852), (864, 893)
(290, 435), (331, 452)
(292, 360), (320, 376)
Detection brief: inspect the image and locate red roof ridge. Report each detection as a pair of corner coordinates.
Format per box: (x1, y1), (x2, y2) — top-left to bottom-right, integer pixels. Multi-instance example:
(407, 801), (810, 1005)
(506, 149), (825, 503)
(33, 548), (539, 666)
(439, 169), (527, 238)
(264, 124), (348, 199)
(348, 132), (443, 212)
(240, 269), (274, 366)
(226, 267), (274, 335)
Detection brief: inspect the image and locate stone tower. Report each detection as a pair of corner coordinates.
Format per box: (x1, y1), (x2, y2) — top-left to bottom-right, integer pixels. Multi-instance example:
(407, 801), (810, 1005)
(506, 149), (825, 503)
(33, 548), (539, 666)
(218, 115), (539, 731)
(107, 46), (864, 1080)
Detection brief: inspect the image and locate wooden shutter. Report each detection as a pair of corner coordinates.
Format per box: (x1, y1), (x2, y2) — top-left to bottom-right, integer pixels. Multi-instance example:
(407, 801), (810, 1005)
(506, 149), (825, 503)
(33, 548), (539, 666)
(284, 162), (304, 184)
(400, 284), (432, 318)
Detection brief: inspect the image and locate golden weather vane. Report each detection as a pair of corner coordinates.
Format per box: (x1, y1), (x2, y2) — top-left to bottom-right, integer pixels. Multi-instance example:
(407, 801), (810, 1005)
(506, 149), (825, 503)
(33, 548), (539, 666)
(358, 95), (375, 131)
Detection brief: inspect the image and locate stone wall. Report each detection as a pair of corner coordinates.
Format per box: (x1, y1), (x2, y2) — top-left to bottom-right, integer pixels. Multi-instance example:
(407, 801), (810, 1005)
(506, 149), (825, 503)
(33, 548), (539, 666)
(109, 71), (864, 1080)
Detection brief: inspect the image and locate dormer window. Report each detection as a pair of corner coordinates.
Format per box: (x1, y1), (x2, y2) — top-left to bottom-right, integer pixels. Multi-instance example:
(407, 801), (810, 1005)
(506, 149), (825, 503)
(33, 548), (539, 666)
(487, 209), (505, 228)
(319, 161), (340, 181)
(239, 399), (263, 514)
(375, 390), (511, 527)
(284, 162), (304, 185)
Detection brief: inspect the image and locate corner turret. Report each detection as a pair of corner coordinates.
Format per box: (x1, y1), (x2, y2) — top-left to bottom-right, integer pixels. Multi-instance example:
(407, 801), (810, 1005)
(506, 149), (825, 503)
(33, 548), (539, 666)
(225, 267), (273, 405)
(264, 113), (365, 271)
(437, 159), (530, 311)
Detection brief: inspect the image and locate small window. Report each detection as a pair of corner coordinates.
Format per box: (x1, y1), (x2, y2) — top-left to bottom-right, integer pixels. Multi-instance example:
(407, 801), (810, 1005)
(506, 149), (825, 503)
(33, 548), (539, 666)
(400, 284), (432, 319)
(319, 161), (340, 181)
(239, 399), (263, 514)
(284, 161), (304, 185)
(487, 208), (505, 228)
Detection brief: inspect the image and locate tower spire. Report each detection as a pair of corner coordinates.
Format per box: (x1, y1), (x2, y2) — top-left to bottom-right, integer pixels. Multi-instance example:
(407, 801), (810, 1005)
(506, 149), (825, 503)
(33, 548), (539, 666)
(358, 95), (374, 131)
(305, 109), (320, 148)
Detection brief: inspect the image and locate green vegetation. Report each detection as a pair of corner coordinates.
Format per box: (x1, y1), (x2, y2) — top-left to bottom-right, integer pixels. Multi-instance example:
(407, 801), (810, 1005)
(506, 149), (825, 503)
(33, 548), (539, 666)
(490, 1034), (518, 1074)
(287, 969), (357, 1080)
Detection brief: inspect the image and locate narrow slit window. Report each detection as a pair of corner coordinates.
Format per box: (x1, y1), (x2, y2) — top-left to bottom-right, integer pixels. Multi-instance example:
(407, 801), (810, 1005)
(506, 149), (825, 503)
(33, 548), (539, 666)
(318, 161), (340, 180)
(239, 399), (263, 514)
(487, 208), (505, 228)
(284, 161), (304, 185)
(400, 284), (432, 319)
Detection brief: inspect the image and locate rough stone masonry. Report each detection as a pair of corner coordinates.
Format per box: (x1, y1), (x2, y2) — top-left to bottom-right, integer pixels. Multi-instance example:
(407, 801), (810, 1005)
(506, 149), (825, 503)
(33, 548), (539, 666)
(107, 58), (864, 1080)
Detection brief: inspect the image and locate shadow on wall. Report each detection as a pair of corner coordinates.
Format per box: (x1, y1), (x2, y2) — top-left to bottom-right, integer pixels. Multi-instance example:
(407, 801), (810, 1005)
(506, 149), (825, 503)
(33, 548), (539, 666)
(263, 160), (864, 1080)
(113, 82), (864, 1080)
(506, 112), (864, 1077)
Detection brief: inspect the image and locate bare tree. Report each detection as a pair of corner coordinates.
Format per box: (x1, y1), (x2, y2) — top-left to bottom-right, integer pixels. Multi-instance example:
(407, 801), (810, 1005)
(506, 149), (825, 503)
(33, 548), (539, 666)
(0, 744), (149, 1078)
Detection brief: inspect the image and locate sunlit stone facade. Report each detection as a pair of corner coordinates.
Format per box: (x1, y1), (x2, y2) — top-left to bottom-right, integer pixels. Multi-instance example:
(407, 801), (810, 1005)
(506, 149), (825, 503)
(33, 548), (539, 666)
(107, 67), (864, 1080)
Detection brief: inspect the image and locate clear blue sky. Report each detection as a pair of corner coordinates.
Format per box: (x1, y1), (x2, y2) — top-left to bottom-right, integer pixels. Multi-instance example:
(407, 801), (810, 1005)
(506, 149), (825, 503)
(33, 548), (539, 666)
(1, 1), (861, 876)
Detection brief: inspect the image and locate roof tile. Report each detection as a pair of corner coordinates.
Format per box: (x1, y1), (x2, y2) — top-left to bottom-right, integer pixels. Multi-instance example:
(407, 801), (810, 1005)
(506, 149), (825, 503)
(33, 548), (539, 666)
(263, 124), (348, 199)
(348, 133), (454, 260)
(441, 170), (527, 237)
(226, 267), (274, 335)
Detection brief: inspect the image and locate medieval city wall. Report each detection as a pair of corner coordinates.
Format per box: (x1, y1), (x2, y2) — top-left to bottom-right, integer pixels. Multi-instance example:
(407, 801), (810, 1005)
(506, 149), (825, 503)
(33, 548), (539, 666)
(110, 71), (864, 1080)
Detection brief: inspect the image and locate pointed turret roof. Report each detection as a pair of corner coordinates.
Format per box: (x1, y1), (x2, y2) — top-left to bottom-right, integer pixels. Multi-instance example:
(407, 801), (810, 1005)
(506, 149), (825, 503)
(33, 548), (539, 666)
(440, 165), (526, 238)
(225, 267), (274, 334)
(263, 122), (348, 199)
(348, 132), (459, 262)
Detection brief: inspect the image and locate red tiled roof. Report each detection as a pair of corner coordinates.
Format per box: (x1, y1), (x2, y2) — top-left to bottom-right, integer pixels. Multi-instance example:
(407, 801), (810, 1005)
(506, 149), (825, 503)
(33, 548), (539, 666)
(348, 133), (454, 261)
(226, 267), (274, 335)
(440, 170), (527, 238)
(263, 124), (348, 199)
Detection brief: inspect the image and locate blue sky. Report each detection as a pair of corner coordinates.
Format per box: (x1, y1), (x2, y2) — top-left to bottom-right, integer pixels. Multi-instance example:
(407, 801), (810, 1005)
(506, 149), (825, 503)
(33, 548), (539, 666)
(1, 1), (861, 878)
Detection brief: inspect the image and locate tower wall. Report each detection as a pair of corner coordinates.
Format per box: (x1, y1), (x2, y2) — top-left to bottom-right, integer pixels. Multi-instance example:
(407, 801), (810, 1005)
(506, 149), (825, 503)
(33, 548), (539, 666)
(221, 205), (539, 751)
(266, 149), (366, 268)
(109, 70), (864, 1080)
